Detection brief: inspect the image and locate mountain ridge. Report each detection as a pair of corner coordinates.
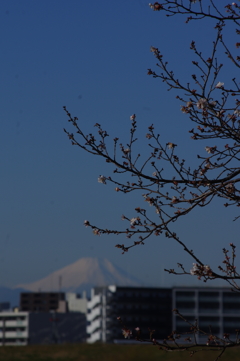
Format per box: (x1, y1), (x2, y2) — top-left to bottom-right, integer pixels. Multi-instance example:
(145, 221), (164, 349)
(15, 257), (142, 293)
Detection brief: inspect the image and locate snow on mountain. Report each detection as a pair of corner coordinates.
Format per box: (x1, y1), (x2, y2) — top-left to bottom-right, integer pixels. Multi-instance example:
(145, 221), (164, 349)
(15, 258), (142, 293)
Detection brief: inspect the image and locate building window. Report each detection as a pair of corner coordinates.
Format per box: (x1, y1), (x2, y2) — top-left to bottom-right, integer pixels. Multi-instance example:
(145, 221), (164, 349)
(176, 301), (195, 313)
(199, 292), (219, 302)
(223, 303), (240, 314)
(198, 302), (219, 314)
(223, 293), (240, 303)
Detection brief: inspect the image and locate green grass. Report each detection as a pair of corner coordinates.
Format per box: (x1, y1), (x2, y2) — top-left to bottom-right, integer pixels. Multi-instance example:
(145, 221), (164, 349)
(0, 343), (239, 361)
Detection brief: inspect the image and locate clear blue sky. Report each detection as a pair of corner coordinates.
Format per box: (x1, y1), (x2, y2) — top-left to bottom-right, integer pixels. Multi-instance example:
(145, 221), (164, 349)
(0, 0), (238, 289)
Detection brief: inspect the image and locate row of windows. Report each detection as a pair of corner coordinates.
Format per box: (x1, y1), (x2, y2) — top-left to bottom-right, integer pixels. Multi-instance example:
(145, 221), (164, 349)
(175, 326), (240, 335)
(176, 317), (240, 327)
(176, 301), (240, 309)
(21, 307), (56, 311)
(176, 291), (240, 300)
(21, 300), (58, 305)
(0, 327), (26, 332)
(116, 304), (169, 310)
(21, 293), (62, 298)
(116, 291), (170, 298)
(0, 338), (27, 343)
(0, 317), (26, 321)
(118, 316), (169, 323)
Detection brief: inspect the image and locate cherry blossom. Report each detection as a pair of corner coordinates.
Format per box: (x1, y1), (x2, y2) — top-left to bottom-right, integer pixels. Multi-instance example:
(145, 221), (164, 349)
(130, 217), (138, 226)
(215, 81), (224, 88)
(122, 328), (132, 339)
(92, 229), (100, 236)
(196, 98), (208, 109)
(98, 175), (106, 184)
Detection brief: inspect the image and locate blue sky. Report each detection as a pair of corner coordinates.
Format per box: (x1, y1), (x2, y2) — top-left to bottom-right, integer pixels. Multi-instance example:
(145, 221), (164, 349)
(0, 0), (238, 289)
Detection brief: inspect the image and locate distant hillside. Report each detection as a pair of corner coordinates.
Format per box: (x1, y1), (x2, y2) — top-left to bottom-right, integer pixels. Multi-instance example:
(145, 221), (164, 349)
(15, 258), (142, 294)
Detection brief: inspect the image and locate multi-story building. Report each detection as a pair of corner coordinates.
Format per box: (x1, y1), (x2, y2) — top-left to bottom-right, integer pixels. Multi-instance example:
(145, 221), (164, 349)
(66, 292), (88, 313)
(20, 292), (88, 314)
(87, 286), (172, 343)
(20, 292), (65, 312)
(0, 292), (88, 346)
(28, 312), (87, 344)
(0, 311), (29, 346)
(3, 287), (240, 345)
(172, 287), (240, 342)
(0, 310), (87, 345)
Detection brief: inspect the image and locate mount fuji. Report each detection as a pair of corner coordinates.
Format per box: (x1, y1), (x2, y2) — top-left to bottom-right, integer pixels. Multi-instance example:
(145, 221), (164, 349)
(15, 257), (142, 294)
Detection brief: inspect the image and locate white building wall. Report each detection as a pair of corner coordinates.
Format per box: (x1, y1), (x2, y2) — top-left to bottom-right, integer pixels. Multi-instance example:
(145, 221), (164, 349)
(66, 292), (88, 314)
(87, 307), (101, 322)
(0, 312), (29, 346)
(87, 286), (116, 343)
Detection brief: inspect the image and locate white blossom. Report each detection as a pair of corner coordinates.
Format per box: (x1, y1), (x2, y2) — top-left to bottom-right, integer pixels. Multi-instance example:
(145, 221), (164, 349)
(205, 146), (215, 154)
(143, 194), (154, 205)
(216, 110), (225, 118)
(150, 46), (158, 53)
(122, 328), (132, 339)
(190, 263), (198, 275)
(196, 98), (208, 109)
(215, 82), (224, 88)
(149, 3), (163, 11)
(167, 142), (175, 149)
(93, 229), (100, 236)
(130, 114), (136, 121)
(209, 101), (217, 107)
(181, 105), (189, 114)
(130, 217), (138, 226)
(226, 183), (235, 193)
(234, 109), (240, 117)
(190, 263), (213, 276)
(204, 265), (211, 272)
(98, 175), (106, 184)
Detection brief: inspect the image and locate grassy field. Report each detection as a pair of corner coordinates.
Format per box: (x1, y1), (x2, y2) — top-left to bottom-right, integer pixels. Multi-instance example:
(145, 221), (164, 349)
(0, 343), (239, 361)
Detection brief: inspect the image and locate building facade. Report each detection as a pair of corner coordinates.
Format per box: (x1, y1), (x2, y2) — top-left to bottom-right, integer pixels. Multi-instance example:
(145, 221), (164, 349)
(87, 286), (172, 343)
(20, 292), (65, 312)
(0, 311), (29, 346)
(28, 312), (87, 344)
(2, 287), (240, 345)
(0, 310), (87, 345)
(173, 287), (240, 341)
(0, 292), (88, 346)
(66, 292), (88, 313)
